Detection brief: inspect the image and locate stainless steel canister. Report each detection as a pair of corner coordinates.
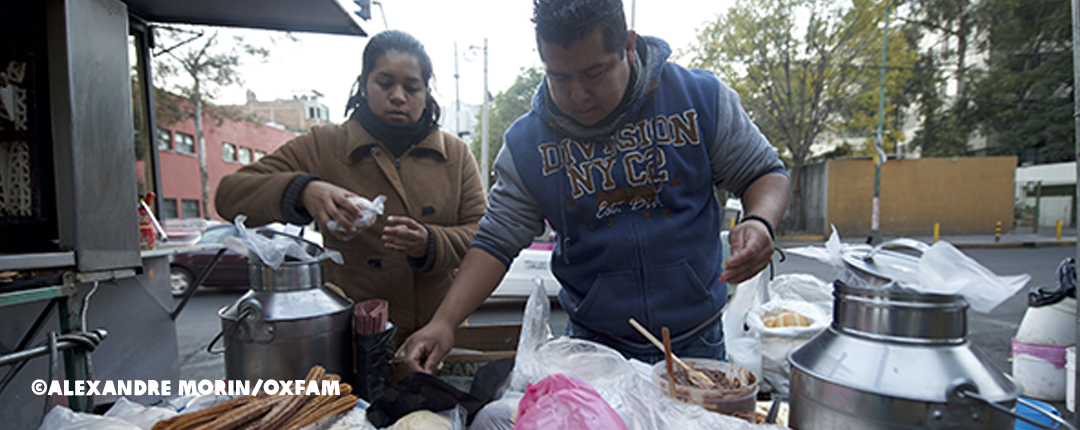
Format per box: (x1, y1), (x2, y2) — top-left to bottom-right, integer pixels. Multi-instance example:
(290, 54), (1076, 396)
(217, 232), (354, 383)
(788, 239), (1022, 429)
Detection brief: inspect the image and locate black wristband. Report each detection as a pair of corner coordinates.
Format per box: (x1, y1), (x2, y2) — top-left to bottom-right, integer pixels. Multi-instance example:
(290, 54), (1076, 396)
(740, 214), (774, 240)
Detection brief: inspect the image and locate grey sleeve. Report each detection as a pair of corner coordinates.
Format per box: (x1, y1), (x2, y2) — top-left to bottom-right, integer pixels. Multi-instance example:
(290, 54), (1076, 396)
(472, 145), (548, 267)
(708, 78), (786, 197)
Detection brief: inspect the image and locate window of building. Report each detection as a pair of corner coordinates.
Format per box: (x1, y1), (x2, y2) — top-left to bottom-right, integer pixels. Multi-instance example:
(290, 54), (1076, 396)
(181, 199), (200, 219)
(157, 128), (172, 151)
(176, 132), (195, 155)
(254, 150), (266, 162)
(223, 142), (237, 162)
(160, 198), (178, 219)
(237, 147), (252, 165)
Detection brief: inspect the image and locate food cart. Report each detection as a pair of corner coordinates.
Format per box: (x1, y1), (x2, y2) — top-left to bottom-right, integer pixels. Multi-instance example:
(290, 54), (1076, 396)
(0, 2), (364, 428)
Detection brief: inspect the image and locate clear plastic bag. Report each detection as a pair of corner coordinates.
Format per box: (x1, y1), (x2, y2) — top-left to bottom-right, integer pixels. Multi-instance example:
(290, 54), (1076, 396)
(327, 195), (387, 233)
(222, 215), (343, 270)
(506, 282), (790, 430)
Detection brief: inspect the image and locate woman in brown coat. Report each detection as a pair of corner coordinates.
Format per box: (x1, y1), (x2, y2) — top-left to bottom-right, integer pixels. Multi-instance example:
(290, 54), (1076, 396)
(215, 30), (487, 344)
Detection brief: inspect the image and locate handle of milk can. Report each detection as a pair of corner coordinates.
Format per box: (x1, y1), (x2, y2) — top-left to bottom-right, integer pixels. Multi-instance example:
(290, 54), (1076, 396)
(206, 307), (254, 355)
(949, 379), (1076, 430)
(862, 237), (931, 262)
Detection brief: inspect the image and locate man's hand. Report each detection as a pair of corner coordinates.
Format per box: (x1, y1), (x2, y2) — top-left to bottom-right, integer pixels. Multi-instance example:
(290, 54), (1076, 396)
(402, 321), (456, 374)
(719, 219), (774, 284)
(299, 181), (364, 242)
(382, 216), (428, 258)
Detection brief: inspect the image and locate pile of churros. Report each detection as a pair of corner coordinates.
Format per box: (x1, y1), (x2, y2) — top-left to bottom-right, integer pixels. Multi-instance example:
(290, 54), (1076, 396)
(152, 366), (357, 430)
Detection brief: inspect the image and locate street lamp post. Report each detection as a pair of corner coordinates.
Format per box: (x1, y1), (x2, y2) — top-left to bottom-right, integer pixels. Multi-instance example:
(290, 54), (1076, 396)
(481, 38), (490, 194)
(870, 1), (893, 245)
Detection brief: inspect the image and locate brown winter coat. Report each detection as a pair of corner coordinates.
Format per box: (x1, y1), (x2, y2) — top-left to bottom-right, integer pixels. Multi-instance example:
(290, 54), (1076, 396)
(215, 119), (487, 343)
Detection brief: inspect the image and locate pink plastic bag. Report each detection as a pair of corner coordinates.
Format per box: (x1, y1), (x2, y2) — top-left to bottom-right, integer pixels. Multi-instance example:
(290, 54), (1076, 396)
(513, 373), (628, 430)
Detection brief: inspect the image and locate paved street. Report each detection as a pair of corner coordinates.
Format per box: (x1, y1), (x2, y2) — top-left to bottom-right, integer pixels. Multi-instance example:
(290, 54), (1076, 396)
(174, 236), (1077, 421)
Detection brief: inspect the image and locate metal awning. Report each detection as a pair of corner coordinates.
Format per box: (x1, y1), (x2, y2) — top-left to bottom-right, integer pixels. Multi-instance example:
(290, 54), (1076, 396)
(122, 0), (366, 36)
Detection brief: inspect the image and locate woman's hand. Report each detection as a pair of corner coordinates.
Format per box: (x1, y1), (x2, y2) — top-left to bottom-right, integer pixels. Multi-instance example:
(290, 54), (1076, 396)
(299, 181), (365, 242)
(382, 216), (429, 258)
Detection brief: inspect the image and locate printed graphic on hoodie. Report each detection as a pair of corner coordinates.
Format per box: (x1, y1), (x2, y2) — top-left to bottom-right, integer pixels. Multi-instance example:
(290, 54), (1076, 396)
(537, 109), (701, 223)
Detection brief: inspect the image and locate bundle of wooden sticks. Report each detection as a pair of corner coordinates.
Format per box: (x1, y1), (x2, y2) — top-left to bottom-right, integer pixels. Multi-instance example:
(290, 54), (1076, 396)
(152, 366), (357, 430)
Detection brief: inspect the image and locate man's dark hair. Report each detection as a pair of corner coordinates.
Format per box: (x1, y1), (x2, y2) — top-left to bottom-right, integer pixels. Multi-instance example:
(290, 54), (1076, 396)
(532, 0), (627, 58)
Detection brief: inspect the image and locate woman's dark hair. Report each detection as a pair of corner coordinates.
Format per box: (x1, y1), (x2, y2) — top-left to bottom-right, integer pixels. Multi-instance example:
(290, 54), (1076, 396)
(532, 0), (627, 57)
(345, 30), (441, 125)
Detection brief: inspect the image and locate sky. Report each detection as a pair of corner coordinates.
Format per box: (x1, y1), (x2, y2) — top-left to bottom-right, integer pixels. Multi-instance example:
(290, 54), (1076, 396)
(214, 0), (739, 124)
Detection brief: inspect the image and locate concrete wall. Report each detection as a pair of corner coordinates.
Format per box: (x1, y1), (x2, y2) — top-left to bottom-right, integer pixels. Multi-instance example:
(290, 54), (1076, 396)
(825, 156), (1017, 237)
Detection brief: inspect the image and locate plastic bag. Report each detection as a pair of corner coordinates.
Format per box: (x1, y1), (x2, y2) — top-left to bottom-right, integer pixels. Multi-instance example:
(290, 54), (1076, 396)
(223, 214), (343, 270)
(354, 322), (397, 402)
(515, 373), (628, 430)
(787, 226), (1030, 313)
(37, 405), (142, 430)
(505, 281), (790, 430)
(917, 240), (1030, 313)
(102, 397), (177, 430)
(722, 272), (766, 381)
(746, 299), (830, 396)
(327, 195), (387, 233)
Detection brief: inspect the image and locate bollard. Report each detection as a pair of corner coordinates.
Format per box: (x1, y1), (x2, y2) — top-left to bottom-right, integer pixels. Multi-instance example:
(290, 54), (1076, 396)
(933, 223), (940, 243)
(1057, 220), (1062, 240)
(995, 221), (1001, 243)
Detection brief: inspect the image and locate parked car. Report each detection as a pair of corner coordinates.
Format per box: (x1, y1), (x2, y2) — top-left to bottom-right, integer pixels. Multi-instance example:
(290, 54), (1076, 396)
(491, 223), (561, 298)
(169, 222), (322, 296)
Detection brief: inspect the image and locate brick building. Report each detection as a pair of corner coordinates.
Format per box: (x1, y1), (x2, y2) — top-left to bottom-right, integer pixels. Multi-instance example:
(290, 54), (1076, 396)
(230, 90), (331, 133)
(156, 97), (296, 220)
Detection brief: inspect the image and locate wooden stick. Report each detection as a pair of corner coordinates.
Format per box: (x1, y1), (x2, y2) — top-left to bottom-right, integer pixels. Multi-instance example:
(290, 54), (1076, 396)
(661, 327), (677, 398)
(628, 318), (715, 388)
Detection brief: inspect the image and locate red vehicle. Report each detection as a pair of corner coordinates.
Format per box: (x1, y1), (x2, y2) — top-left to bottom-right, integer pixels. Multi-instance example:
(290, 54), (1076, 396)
(168, 223), (322, 296)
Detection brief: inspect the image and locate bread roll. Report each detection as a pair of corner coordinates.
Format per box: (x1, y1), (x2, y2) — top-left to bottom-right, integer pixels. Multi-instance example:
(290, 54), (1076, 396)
(763, 310), (810, 328)
(387, 410), (451, 430)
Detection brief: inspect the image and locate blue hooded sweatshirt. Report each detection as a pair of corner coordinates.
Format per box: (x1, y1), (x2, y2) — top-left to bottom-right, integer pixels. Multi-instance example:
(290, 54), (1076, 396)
(472, 36), (785, 346)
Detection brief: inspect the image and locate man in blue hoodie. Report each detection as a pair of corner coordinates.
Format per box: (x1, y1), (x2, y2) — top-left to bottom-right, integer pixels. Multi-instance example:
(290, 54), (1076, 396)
(404, 0), (789, 369)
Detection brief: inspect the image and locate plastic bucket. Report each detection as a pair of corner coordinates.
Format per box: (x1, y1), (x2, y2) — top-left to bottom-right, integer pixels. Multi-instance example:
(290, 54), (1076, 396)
(1014, 397), (1060, 430)
(1012, 338), (1069, 401)
(1068, 346), (1076, 413)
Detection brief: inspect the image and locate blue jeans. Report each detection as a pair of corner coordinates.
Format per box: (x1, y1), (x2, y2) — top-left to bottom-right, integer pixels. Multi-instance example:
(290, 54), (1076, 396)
(565, 318), (726, 365)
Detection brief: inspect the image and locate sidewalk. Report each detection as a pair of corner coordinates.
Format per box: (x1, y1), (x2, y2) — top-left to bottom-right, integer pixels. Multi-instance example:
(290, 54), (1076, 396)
(777, 225), (1079, 249)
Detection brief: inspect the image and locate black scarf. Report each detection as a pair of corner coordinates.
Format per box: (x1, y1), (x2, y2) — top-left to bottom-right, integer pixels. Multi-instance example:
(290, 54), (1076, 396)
(353, 102), (434, 159)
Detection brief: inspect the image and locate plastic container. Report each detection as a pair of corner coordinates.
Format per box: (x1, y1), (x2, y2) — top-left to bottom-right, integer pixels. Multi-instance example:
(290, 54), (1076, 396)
(1012, 338), (1068, 401)
(1014, 397), (1061, 430)
(1015, 298), (1076, 345)
(652, 358), (758, 415)
(1068, 346), (1076, 413)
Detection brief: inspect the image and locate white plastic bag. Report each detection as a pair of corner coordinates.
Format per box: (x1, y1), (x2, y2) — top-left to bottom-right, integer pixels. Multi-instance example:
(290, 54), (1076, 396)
(722, 272), (765, 381)
(747, 299), (830, 397)
(917, 241), (1030, 313)
(223, 215), (343, 270)
(327, 195), (387, 233)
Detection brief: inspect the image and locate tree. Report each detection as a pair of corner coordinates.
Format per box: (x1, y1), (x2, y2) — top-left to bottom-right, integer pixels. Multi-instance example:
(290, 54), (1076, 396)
(469, 66), (544, 185)
(902, 0), (980, 156)
(686, 0), (915, 231)
(153, 26), (270, 219)
(969, 0), (1073, 164)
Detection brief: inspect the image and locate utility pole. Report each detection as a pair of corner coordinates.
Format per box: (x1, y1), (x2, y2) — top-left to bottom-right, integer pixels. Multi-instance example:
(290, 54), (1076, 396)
(1071, 0), (1080, 424)
(481, 38), (490, 193)
(870, 2), (892, 245)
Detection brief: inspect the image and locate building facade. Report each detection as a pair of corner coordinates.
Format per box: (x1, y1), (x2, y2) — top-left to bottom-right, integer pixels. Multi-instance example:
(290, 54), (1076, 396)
(156, 98), (296, 220)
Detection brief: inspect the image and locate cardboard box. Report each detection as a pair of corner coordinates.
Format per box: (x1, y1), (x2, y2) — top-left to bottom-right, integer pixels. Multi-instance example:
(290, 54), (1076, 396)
(436, 324), (520, 378)
(393, 323), (521, 380)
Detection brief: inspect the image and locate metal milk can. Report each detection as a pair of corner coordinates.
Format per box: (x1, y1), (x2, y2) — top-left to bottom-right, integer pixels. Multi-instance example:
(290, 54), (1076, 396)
(215, 231), (354, 383)
(788, 239), (1023, 429)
